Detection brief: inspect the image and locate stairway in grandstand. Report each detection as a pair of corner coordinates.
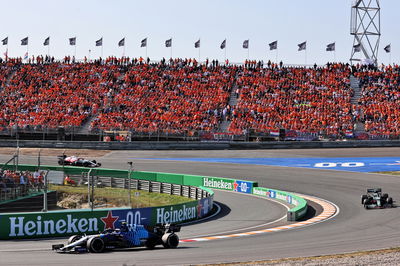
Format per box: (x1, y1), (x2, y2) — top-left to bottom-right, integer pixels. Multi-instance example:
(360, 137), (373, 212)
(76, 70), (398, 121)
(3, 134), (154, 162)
(350, 75), (366, 134)
(0, 67), (18, 90)
(77, 116), (96, 134)
(219, 83), (239, 132)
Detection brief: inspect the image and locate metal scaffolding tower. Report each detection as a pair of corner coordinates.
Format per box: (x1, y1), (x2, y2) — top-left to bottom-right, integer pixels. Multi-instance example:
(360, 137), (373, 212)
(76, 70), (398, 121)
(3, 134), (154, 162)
(350, 0), (381, 65)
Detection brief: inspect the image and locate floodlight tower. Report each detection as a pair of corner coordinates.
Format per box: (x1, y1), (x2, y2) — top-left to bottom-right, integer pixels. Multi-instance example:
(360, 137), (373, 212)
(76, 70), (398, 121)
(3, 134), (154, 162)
(350, 0), (381, 65)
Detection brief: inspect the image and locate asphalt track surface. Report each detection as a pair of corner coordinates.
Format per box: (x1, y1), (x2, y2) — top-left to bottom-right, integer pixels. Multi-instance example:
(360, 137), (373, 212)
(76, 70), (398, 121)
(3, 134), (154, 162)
(1, 147), (400, 265)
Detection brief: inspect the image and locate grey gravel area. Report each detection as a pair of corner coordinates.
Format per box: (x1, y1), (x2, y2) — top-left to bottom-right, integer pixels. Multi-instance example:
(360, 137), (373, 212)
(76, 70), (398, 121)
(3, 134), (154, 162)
(224, 250), (400, 265)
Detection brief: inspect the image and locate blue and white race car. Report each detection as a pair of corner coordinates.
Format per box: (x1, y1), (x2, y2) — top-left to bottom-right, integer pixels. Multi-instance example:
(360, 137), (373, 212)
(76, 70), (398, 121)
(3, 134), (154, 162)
(52, 223), (180, 253)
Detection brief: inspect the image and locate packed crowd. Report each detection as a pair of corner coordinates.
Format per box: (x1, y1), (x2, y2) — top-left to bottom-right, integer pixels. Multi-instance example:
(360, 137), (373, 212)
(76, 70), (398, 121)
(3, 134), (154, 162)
(0, 62), (127, 130)
(355, 64), (400, 135)
(0, 58), (399, 138)
(228, 63), (354, 136)
(90, 59), (236, 134)
(0, 170), (44, 199)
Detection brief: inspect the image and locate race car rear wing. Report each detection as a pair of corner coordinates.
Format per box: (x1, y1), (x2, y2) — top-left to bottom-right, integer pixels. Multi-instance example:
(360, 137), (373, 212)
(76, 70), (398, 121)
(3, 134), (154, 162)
(367, 188), (382, 193)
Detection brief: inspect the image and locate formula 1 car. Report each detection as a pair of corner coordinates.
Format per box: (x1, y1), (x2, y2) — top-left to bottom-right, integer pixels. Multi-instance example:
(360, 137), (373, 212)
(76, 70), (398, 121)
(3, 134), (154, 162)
(361, 188), (393, 209)
(58, 155), (101, 168)
(52, 223), (180, 253)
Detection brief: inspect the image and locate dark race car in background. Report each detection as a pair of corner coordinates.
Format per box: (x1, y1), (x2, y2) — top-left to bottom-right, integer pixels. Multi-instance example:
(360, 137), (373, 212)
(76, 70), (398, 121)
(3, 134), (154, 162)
(361, 188), (393, 209)
(52, 223), (181, 253)
(58, 155), (101, 168)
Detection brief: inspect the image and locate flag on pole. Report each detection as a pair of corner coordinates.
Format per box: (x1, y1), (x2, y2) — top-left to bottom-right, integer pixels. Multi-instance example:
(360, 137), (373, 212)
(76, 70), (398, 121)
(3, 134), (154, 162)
(2, 37), (8, 45)
(195, 39), (200, 48)
(353, 43), (361, 52)
(43, 37), (50, 46)
(298, 41), (306, 51)
(165, 38), (172, 47)
(269, 41), (277, 50)
(24, 52), (28, 60)
(243, 40), (249, 49)
(69, 37), (76, 45)
(141, 38), (147, 47)
(220, 39), (226, 49)
(384, 44), (391, 53)
(96, 38), (103, 46)
(21, 37), (28, 46)
(326, 42), (335, 51)
(118, 38), (125, 47)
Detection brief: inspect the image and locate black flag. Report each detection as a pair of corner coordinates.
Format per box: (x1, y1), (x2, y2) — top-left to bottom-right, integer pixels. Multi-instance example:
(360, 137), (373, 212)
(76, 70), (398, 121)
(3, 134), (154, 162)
(96, 38), (103, 46)
(326, 42), (335, 51)
(195, 39), (200, 48)
(141, 38), (147, 47)
(43, 37), (50, 46)
(269, 41), (277, 50)
(220, 39), (226, 49)
(243, 40), (249, 49)
(353, 43), (361, 52)
(165, 38), (172, 47)
(2, 37), (8, 45)
(118, 38), (125, 47)
(298, 41), (306, 51)
(69, 37), (76, 46)
(384, 44), (391, 53)
(21, 37), (28, 46)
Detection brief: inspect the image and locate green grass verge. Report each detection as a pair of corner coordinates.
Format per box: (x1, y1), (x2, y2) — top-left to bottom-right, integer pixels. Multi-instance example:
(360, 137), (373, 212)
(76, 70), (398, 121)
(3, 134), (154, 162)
(378, 171), (400, 175)
(49, 184), (193, 208)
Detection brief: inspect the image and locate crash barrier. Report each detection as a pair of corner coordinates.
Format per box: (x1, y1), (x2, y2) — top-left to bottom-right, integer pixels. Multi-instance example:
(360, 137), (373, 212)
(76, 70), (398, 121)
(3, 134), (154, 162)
(1, 139), (400, 150)
(0, 164), (307, 240)
(0, 164), (215, 240)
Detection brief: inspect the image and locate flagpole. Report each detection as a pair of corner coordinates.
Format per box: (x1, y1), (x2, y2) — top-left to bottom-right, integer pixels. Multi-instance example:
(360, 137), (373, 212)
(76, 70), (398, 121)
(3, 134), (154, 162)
(305, 49), (307, 65)
(6, 39), (8, 62)
(198, 38), (201, 62)
(224, 39), (227, 62)
(275, 49), (278, 64)
(247, 40), (250, 60)
(146, 45), (148, 60)
(334, 50), (336, 62)
(74, 45), (76, 59)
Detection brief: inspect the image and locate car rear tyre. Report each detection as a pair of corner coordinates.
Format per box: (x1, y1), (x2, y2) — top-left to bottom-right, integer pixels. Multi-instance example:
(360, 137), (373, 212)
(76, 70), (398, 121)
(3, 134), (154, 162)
(145, 238), (157, 249)
(162, 233), (179, 249)
(87, 236), (105, 253)
(387, 197), (393, 207)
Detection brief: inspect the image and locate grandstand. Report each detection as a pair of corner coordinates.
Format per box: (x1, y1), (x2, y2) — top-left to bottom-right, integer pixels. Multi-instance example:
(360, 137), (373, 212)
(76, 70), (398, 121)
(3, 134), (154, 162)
(0, 58), (399, 141)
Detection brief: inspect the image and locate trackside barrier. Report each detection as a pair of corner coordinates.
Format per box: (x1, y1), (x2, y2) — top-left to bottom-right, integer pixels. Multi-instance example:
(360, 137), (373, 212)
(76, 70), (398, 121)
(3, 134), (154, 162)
(252, 187), (307, 221)
(0, 164), (307, 239)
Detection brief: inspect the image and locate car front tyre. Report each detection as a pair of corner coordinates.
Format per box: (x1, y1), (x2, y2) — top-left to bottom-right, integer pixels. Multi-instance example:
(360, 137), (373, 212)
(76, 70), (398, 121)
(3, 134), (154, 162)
(87, 236), (105, 253)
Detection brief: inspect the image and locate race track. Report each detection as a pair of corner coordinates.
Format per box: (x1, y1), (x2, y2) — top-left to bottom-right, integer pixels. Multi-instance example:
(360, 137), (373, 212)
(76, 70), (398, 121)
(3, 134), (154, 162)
(1, 147), (400, 265)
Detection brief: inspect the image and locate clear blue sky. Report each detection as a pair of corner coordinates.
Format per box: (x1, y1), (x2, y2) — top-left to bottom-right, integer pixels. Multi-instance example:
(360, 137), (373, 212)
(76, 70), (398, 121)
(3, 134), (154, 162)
(1, 0), (398, 65)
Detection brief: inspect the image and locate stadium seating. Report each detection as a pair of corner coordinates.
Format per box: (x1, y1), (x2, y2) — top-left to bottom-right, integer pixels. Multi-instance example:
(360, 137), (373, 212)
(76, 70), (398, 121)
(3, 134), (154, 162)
(0, 59), (398, 139)
(355, 64), (400, 136)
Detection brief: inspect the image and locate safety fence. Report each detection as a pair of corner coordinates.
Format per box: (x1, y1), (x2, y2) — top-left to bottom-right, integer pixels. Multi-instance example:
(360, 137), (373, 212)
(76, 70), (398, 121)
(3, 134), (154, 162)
(0, 164), (307, 240)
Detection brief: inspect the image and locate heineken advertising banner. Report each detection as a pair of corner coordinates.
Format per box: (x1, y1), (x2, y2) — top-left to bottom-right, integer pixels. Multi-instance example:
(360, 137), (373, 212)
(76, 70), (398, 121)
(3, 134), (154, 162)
(252, 187), (307, 221)
(0, 197), (214, 240)
(202, 177), (254, 194)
